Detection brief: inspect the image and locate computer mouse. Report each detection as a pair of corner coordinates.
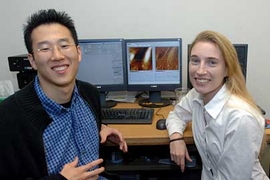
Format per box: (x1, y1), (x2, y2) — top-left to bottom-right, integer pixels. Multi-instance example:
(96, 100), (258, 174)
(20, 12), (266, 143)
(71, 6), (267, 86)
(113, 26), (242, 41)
(156, 119), (167, 130)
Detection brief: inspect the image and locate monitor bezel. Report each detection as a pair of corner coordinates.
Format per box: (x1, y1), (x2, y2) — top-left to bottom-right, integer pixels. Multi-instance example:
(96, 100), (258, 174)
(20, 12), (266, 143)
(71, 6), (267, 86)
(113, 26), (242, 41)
(124, 38), (183, 93)
(77, 38), (127, 92)
(233, 44), (248, 79)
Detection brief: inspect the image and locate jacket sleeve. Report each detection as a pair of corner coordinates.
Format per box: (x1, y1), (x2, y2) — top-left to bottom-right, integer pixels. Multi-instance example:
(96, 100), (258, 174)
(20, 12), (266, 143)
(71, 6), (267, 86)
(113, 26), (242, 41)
(37, 174), (67, 180)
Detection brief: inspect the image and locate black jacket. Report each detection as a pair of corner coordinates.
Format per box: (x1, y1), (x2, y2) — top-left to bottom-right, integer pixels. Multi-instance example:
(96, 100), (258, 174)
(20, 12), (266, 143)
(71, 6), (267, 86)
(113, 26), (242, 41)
(0, 80), (102, 180)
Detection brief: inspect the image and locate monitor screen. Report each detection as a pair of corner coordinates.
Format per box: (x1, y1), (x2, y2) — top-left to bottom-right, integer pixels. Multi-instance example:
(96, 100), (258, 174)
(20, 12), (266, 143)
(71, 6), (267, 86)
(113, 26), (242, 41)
(125, 38), (182, 107)
(187, 44), (248, 89)
(77, 39), (126, 108)
(233, 44), (248, 79)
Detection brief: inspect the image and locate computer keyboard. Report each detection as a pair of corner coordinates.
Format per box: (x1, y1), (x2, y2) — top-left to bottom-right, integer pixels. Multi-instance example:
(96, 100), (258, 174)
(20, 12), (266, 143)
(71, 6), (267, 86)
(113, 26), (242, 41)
(101, 108), (154, 124)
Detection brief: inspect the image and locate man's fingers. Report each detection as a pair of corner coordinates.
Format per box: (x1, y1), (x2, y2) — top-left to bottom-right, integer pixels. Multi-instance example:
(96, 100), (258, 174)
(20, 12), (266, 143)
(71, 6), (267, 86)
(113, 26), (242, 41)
(85, 166), (105, 179)
(119, 141), (128, 152)
(80, 158), (104, 172)
(108, 134), (121, 144)
(68, 156), (79, 167)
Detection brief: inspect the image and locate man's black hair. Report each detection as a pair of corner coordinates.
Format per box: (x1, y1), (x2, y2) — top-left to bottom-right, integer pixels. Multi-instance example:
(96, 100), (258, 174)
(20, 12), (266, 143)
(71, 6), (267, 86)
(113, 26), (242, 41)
(23, 9), (78, 53)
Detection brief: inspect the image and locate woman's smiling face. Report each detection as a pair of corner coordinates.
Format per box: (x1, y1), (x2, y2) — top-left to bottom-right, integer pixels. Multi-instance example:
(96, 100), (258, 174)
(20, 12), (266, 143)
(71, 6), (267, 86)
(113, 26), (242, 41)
(189, 41), (227, 103)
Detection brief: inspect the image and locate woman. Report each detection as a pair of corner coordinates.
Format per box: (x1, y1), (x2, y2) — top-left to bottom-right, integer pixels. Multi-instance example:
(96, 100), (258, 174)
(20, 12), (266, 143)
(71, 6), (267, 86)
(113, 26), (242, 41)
(166, 30), (268, 180)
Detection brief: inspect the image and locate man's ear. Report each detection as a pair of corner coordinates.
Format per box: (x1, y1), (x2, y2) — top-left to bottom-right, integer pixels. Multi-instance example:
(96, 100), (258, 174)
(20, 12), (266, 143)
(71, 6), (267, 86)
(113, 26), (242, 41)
(28, 53), (37, 70)
(77, 45), (82, 63)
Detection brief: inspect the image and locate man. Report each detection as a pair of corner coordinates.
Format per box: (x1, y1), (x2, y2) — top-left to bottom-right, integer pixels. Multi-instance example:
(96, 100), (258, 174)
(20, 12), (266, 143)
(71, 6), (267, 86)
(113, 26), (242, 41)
(0, 9), (127, 180)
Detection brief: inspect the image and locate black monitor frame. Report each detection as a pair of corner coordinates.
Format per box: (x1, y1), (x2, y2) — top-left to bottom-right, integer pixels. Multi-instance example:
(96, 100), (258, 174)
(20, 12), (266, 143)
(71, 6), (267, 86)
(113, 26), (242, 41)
(77, 39), (127, 108)
(187, 44), (248, 89)
(125, 38), (182, 106)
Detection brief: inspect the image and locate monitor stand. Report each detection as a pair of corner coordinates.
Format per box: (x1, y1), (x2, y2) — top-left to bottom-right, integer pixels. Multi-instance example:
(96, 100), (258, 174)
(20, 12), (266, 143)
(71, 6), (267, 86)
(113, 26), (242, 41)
(100, 92), (117, 108)
(138, 91), (171, 108)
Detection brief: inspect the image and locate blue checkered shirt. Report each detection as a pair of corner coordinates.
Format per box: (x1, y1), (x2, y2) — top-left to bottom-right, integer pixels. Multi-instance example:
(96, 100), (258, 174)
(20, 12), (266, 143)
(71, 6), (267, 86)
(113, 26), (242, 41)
(34, 77), (106, 179)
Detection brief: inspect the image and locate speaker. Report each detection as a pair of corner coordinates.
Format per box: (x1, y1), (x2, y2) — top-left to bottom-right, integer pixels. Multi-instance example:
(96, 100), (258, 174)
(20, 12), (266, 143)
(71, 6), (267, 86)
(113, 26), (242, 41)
(17, 71), (36, 89)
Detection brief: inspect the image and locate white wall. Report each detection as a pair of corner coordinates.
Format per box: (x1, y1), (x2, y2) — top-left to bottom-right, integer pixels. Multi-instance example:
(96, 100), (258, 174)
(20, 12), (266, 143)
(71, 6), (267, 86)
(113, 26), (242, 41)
(1, 0), (269, 116)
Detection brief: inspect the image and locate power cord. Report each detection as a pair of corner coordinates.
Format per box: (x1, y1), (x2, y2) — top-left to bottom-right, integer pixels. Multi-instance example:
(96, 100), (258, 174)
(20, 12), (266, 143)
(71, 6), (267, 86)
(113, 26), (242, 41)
(155, 108), (165, 119)
(138, 98), (171, 108)
(135, 91), (148, 99)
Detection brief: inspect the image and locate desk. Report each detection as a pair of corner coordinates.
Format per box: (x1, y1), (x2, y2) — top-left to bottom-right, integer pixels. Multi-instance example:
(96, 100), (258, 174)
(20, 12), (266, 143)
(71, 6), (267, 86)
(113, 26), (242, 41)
(105, 103), (201, 179)
(104, 102), (200, 179)
(108, 102), (270, 144)
(108, 102), (194, 145)
(106, 102), (270, 177)
(265, 129), (270, 142)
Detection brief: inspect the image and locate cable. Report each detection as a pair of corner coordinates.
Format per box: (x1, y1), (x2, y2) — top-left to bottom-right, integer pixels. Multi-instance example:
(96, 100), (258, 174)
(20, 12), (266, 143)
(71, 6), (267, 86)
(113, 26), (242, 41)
(135, 91), (148, 99)
(155, 108), (165, 119)
(138, 98), (171, 108)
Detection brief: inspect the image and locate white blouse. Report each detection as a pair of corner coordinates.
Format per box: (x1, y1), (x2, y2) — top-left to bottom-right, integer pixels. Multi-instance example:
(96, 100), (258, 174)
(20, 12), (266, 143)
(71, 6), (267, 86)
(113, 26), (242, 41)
(166, 85), (268, 180)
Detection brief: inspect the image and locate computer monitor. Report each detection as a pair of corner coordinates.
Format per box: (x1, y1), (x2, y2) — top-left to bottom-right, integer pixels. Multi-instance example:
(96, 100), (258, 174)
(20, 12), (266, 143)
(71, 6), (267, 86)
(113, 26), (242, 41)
(187, 44), (248, 89)
(77, 39), (126, 108)
(125, 38), (182, 107)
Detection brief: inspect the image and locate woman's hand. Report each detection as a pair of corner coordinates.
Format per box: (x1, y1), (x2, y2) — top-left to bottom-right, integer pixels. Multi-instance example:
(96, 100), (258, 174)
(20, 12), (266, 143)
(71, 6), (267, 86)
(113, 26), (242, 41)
(169, 133), (192, 172)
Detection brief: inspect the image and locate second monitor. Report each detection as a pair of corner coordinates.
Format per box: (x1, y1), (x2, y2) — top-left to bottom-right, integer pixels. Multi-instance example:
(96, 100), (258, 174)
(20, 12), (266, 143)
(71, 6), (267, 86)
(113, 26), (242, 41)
(125, 38), (182, 107)
(77, 39), (126, 108)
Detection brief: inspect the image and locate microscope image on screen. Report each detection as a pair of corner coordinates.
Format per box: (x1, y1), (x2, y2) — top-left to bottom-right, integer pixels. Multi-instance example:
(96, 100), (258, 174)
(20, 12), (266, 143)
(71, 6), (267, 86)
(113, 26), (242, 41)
(125, 38), (182, 107)
(155, 46), (179, 70)
(129, 46), (179, 72)
(129, 47), (152, 71)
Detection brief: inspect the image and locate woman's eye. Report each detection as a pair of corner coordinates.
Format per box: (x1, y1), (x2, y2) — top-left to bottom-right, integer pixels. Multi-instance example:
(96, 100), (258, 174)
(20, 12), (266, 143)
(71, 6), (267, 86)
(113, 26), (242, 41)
(190, 58), (199, 64)
(208, 60), (217, 66)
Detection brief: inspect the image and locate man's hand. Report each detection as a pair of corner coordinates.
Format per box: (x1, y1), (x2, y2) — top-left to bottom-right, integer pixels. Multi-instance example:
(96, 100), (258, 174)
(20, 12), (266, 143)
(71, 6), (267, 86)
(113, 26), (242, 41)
(60, 157), (105, 180)
(100, 124), (128, 152)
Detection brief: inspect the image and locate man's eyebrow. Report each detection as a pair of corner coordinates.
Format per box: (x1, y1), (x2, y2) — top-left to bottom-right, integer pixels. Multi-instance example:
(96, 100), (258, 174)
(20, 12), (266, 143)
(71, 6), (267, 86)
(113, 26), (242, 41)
(36, 38), (71, 46)
(58, 38), (71, 43)
(36, 41), (51, 46)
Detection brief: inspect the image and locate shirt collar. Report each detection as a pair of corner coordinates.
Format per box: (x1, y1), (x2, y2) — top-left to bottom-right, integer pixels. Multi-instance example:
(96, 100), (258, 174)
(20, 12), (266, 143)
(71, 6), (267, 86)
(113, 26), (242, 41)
(34, 76), (79, 115)
(204, 84), (230, 119)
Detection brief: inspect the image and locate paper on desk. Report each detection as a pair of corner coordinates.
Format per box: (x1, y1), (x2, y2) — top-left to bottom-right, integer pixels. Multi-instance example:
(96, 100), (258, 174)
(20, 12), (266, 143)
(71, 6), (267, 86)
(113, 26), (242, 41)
(106, 95), (136, 103)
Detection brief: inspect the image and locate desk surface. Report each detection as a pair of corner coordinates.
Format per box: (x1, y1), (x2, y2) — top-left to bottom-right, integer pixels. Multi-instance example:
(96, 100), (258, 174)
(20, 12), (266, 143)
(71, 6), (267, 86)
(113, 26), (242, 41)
(107, 102), (193, 145)
(108, 102), (270, 145)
